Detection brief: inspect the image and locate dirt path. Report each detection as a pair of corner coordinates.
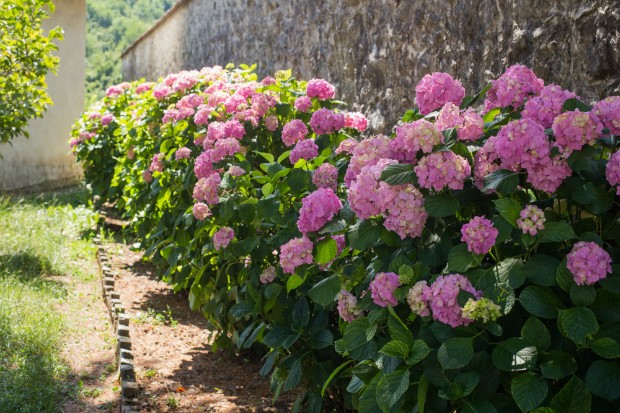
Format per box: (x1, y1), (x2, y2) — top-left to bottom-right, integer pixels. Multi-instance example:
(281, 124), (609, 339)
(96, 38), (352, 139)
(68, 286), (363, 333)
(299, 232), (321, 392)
(106, 242), (295, 412)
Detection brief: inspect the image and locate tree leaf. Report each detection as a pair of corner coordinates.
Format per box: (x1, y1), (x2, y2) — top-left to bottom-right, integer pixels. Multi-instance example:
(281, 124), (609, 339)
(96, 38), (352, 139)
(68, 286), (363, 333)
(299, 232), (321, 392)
(521, 316), (551, 351)
(307, 275), (340, 307)
(347, 220), (381, 250)
(448, 243), (481, 272)
(309, 329), (334, 349)
(424, 193), (461, 217)
(585, 360), (620, 400)
(376, 369), (410, 412)
(438, 337), (474, 370)
(483, 169), (520, 194)
(380, 340), (409, 359)
(570, 285), (596, 306)
(406, 339), (431, 366)
(283, 358), (302, 391)
(551, 376), (591, 413)
(493, 198), (522, 227)
(524, 255), (560, 287)
(538, 221), (577, 243)
(558, 307), (599, 345)
(263, 326), (300, 349)
(519, 286), (563, 318)
(540, 350), (577, 379)
(590, 337), (620, 359)
(287, 274), (305, 292)
(315, 237), (337, 265)
(511, 373), (548, 413)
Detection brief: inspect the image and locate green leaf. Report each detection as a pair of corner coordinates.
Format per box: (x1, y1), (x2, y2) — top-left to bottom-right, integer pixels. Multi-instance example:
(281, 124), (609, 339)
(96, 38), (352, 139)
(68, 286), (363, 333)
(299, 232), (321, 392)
(455, 372), (480, 397)
(347, 220), (381, 250)
(519, 286), (563, 318)
(511, 373), (548, 413)
(283, 358), (302, 391)
(590, 338), (620, 359)
(424, 193), (461, 217)
(380, 340), (409, 359)
(562, 98), (592, 112)
(260, 351), (278, 377)
(448, 243), (480, 272)
(264, 283), (283, 299)
(291, 298), (310, 330)
(263, 326), (300, 349)
(492, 338), (538, 371)
(230, 301), (254, 318)
(379, 163), (416, 185)
(307, 275), (340, 307)
(483, 169), (520, 194)
(524, 255), (560, 287)
(376, 369), (410, 412)
(585, 360), (620, 400)
(558, 307), (599, 345)
(309, 329), (334, 349)
(538, 221), (577, 243)
(540, 351), (578, 379)
(493, 198), (522, 227)
(570, 285), (596, 306)
(462, 400), (497, 413)
(438, 337), (474, 370)
(287, 274), (305, 292)
(551, 376), (591, 413)
(521, 317), (551, 351)
(387, 307), (413, 346)
(287, 168), (311, 193)
(417, 375), (428, 413)
(315, 237), (338, 264)
(321, 360), (354, 396)
(407, 340), (431, 366)
(255, 151), (275, 163)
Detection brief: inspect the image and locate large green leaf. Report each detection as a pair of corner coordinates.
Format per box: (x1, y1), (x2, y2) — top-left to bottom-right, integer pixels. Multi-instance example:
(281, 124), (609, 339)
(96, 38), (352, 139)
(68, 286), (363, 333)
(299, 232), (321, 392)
(483, 169), (520, 194)
(493, 198), (522, 227)
(519, 286), (563, 318)
(309, 329), (333, 349)
(462, 401), (497, 413)
(438, 337), (474, 370)
(558, 307), (599, 345)
(448, 243), (481, 272)
(492, 338), (538, 371)
(291, 297), (310, 330)
(511, 373), (548, 413)
(407, 339), (431, 366)
(539, 351), (577, 379)
(283, 358), (302, 391)
(376, 369), (410, 413)
(379, 163), (417, 185)
(307, 275), (340, 307)
(590, 337), (620, 359)
(585, 360), (620, 400)
(388, 308), (413, 346)
(524, 255), (559, 287)
(521, 316), (551, 351)
(538, 221), (577, 243)
(315, 237), (338, 265)
(424, 193), (461, 217)
(551, 376), (591, 413)
(348, 220), (381, 250)
(380, 340), (409, 359)
(570, 285), (596, 306)
(262, 326), (300, 349)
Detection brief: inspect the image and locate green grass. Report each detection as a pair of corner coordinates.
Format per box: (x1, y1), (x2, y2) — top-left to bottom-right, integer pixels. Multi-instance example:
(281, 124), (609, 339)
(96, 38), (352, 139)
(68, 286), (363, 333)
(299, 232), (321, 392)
(0, 188), (98, 413)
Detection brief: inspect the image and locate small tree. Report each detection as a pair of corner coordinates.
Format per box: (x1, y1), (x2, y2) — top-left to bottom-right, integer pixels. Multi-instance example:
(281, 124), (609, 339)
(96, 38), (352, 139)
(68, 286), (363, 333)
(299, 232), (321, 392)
(0, 0), (63, 144)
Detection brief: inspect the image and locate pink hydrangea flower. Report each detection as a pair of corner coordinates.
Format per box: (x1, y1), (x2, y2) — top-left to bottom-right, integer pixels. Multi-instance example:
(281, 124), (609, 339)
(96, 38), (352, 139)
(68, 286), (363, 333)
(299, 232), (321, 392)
(149, 153), (165, 173)
(306, 79), (336, 100)
(153, 84), (172, 100)
(392, 120), (443, 162)
(279, 237), (314, 274)
(473, 137), (501, 191)
(309, 108), (345, 135)
(427, 274), (482, 327)
(194, 151), (215, 179)
(213, 227), (234, 250)
(336, 138), (358, 155)
(415, 151), (471, 191)
(552, 110), (603, 154)
(192, 203), (211, 221)
(194, 106), (211, 125)
(223, 119), (246, 139)
(383, 184), (428, 239)
(213, 138), (243, 161)
(567, 241), (612, 285)
(593, 96), (620, 135)
(177, 94), (204, 109)
(228, 165), (246, 177)
(224, 93), (247, 113)
(101, 113), (114, 125)
(135, 82), (153, 94)
(516, 205), (546, 236)
(312, 163), (339, 191)
(415, 72), (465, 115)
(192, 173), (221, 204)
(175, 147), (191, 160)
(281, 119), (308, 147)
(344, 135), (393, 186)
(344, 112), (369, 132)
(522, 84), (577, 128)
(525, 155), (571, 193)
(461, 216), (498, 255)
(459, 109), (485, 142)
(261, 76), (276, 86)
(259, 266), (276, 284)
(251, 93), (277, 117)
(484, 64), (544, 110)
(606, 151), (620, 196)
(407, 281), (431, 316)
(142, 170), (153, 183)
(290, 139), (319, 164)
(69, 138), (80, 148)
(297, 188), (342, 234)
(265, 115), (278, 131)
(494, 119), (551, 171)
(348, 158), (396, 219)
(435, 102), (462, 131)
(369, 272), (401, 307)
(337, 290), (361, 322)
(294, 96), (313, 112)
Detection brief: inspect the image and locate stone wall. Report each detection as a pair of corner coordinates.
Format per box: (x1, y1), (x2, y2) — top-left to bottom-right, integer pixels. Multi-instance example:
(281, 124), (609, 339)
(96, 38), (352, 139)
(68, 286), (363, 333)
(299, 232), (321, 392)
(0, 0), (86, 191)
(122, 0), (620, 132)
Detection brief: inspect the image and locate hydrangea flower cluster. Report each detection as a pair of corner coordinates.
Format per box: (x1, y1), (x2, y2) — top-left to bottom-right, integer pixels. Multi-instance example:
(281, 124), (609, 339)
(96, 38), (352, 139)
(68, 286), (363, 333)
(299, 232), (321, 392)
(552, 110), (603, 154)
(265, 115), (278, 131)
(306, 79), (336, 100)
(294, 96), (312, 112)
(516, 205), (546, 236)
(228, 165), (246, 177)
(383, 184), (428, 239)
(337, 290), (361, 322)
(435, 103), (484, 142)
(290, 139), (319, 164)
(461, 298), (502, 323)
(414, 72), (465, 115)
(522, 84), (577, 128)
(297, 188), (343, 234)
(461, 216), (498, 255)
(414, 151), (471, 191)
(192, 174), (221, 204)
(279, 237), (314, 274)
(566, 241), (612, 285)
(101, 113), (114, 125)
(312, 163), (339, 191)
(149, 153), (165, 173)
(281, 119), (309, 147)
(175, 147), (191, 160)
(525, 155), (571, 193)
(309, 108), (345, 135)
(348, 158), (396, 219)
(344, 135), (393, 186)
(494, 119), (550, 171)
(369, 272), (401, 307)
(606, 151), (620, 196)
(192, 202), (211, 221)
(484, 64), (544, 110)
(213, 227), (234, 250)
(426, 274), (482, 327)
(335, 138), (358, 155)
(407, 281), (431, 317)
(259, 266), (276, 284)
(392, 120), (443, 162)
(344, 112), (369, 132)
(593, 96), (620, 135)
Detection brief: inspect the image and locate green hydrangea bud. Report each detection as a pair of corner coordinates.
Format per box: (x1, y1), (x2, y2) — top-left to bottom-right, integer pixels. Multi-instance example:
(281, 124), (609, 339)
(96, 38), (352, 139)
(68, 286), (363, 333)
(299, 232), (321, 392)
(461, 297), (502, 323)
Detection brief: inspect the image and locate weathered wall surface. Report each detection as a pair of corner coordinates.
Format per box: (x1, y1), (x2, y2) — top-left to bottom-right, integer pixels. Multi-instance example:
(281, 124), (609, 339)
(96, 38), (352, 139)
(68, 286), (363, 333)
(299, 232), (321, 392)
(122, 0), (620, 132)
(0, 0), (86, 191)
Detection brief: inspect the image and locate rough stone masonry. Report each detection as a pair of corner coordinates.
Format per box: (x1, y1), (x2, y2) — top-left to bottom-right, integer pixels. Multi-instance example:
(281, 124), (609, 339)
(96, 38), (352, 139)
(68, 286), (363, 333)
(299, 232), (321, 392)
(122, 0), (620, 132)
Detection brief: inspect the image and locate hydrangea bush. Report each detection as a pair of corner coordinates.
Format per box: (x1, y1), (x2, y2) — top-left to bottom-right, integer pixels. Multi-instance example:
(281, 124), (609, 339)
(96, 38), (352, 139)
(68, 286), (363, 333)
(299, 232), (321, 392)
(72, 64), (620, 413)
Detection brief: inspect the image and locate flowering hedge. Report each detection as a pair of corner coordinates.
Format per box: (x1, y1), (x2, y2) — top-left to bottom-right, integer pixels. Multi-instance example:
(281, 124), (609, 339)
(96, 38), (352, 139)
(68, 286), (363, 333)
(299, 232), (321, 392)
(72, 64), (620, 413)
